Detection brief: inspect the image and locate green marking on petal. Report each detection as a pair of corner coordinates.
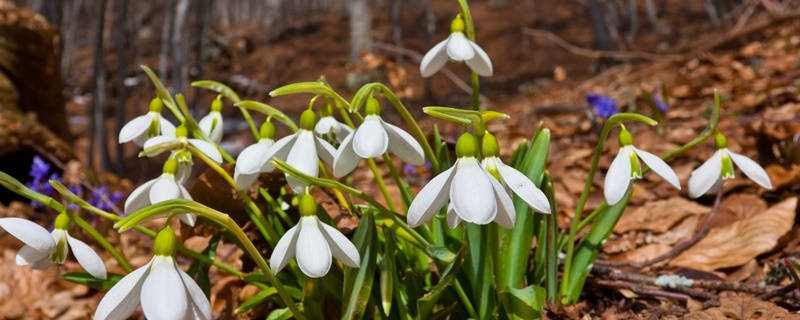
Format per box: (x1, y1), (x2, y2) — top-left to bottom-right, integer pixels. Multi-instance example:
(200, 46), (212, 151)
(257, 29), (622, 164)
(49, 234), (68, 264)
(628, 148), (642, 179)
(147, 116), (160, 137)
(721, 150), (735, 179)
(153, 226), (177, 256)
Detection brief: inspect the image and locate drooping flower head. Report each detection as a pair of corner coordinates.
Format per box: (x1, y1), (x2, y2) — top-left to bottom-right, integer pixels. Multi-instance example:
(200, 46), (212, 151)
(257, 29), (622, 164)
(587, 93), (619, 118)
(688, 132), (772, 198)
(270, 193), (360, 278)
(333, 97), (425, 177)
(314, 103), (351, 143)
(5, 213), (107, 279)
(260, 109), (337, 193)
(234, 121), (276, 190)
(198, 96), (224, 144)
(419, 14), (493, 77)
(94, 226), (212, 320)
(604, 126), (680, 205)
(143, 124), (223, 165)
(124, 158), (197, 226)
(119, 98), (177, 146)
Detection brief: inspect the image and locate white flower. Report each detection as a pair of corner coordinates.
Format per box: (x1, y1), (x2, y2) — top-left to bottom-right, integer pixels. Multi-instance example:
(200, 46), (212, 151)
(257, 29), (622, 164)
(315, 115), (352, 143)
(234, 122), (276, 190)
(118, 98), (176, 146)
(407, 133), (515, 228)
(480, 141), (551, 219)
(198, 111), (223, 144)
(143, 125), (223, 164)
(124, 159), (196, 226)
(333, 99), (424, 177)
(419, 16), (492, 77)
(688, 134), (772, 198)
(604, 128), (680, 205)
(94, 227), (211, 320)
(2, 216), (107, 279)
(270, 195), (360, 278)
(261, 110), (336, 193)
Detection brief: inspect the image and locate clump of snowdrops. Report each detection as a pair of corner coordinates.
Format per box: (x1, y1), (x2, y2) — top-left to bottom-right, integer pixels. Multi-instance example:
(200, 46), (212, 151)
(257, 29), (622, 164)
(0, 1), (771, 319)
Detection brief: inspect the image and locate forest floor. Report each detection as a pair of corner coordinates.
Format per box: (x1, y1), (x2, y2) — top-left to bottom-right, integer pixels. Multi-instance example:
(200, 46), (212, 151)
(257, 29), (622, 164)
(2, 1), (800, 319)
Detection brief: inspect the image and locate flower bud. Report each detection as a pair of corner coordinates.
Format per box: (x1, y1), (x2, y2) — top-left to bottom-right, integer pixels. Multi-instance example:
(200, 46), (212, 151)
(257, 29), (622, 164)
(162, 158), (178, 175)
(211, 96), (223, 112)
(450, 15), (465, 33)
(456, 132), (478, 158)
(260, 121), (276, 140)
(482, 132), (499, 158)
(299, 109), (316, 131)
(153, 226), (177, 257)
(298, 193), (317, 217)
(54, 212), (70, 230)
(365, 97), (381, 115)
(149, 98), (163, 113)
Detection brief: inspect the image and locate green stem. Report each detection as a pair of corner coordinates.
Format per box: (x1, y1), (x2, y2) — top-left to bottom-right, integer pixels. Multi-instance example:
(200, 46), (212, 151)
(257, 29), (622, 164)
(68, 211), (133, 272)
(456, 0), (481, 110)
(259, 187), (294, 227)
(366, 158), (397, 212)
(453, 278), (479, 319)
(382, 153), (412, 209)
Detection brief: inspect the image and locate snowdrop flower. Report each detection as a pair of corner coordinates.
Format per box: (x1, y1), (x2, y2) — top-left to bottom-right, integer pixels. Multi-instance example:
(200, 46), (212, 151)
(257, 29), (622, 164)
(604, 126), (680, 205)
(261, 109), (337, 193)
(234, 122), (276, 190)
(314, 104), (352, 143)
(688, 132), (772, 198)
(143, 125), (223, 165)
(5, 213), (107, 279)
(333, 97), (425, 177)
(198, 96), (224, 144)
(124, 158), (196, 226)
(119, 98), (176, 146)
(420, 15), (492, 77)
(408, 133), (515, 228)
(94, 227), (211, 320)
(270, 194), (360, 278)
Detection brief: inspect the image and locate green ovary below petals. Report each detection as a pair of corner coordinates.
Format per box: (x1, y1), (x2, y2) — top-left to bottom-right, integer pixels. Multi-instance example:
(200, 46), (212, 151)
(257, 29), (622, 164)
(455, 133), (478, 158)
(299, 193), (317, 217)
(153, 226), (177, 256)
(299, 109), (317, 130)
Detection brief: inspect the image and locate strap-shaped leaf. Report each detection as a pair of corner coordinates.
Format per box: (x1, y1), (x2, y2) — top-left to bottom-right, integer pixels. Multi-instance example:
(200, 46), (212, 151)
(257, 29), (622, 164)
(62, 272), (124, 290)
(341, 212), (378, 320)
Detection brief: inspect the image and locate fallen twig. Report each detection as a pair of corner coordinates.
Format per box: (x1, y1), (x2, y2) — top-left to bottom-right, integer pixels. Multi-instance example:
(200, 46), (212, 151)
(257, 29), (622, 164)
(521, 28), (683, 62)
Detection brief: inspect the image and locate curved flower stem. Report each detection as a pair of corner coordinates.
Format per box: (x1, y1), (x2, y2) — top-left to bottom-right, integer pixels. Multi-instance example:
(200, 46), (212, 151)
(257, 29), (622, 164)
(67, 211), (133, 273)
(382, 154), (412, 209)
(456, 0), (481, 110)
(366, 158), (397, 213)
(453, 277), (479, 318)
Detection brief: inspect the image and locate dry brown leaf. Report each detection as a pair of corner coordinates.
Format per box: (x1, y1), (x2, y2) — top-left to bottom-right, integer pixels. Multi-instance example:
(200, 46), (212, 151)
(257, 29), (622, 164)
(670, 197), (797, 272)
(615, 197), (709, 233)
(684, 293), (800, 320)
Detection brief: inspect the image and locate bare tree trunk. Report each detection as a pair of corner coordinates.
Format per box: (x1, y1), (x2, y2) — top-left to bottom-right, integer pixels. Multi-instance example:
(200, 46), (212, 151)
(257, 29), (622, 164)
(171, 0), (189, 93)
(89, 0), (110, 169)
(625, 0), (638, 43)
(113, 0), (128, 174)
(159, 0), (175, 84)
(348, 0), (372, 63)
(391, 0), (402, 64)
(586, 0), (616, 51)
(191, 0), (211, 110)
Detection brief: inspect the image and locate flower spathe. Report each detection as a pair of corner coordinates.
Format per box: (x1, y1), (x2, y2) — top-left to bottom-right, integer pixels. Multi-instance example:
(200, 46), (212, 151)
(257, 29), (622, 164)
(604, 128), (680, 205)
(333, 98), (424, 177)
(234, 122), (276, 190)
(270, 195), (360, 278)
(124, 159), (196, 226)
(3, 215), (107, 279)
(419, 15), (492, 77)
(260, 110), (336, 193)
(119, 98), (176, 146)
(407, 133), (516, 228)
(143, 125), (223, 165)
(198, 97), (224, 144)
(688, 133), (772, 198)
(94, 227), (211, 320)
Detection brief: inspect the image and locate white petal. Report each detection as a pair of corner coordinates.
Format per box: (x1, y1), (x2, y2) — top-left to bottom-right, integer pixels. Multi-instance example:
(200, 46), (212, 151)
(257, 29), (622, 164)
(67, 235), (107, 279)
(446, 203), (460, 229)
(333, 132), (360, 177)
(496, 161), (551, 214)
(0, 218), (55, 252)
(407, 166), (455, 227)
(319, 222), (360, 268)
(450, 158), (497, 224)
(93, 261), (151, 320)
(316, 137), (337, 166)
(353, 116), (388, 159)
(158, 116), (176, 136)
(236, 140), (273, 176)
(142, 135), (178, 155)
(446, 32), (475, 61)
(295, 217), (332, 278)
(198, 112), (223, 144)
(177, 268), (212, 320)
(119, 114), (153, 143)
(488, 176), (516, 229)
(688, 150), (723, 198)
(633, 147), (680, 190)
(141, 257), (189, 320)
(124, 179), (156, 214)
(177, 186), (197, 227)
(382, 120), (425, 165)
(729, 151), (773, 190)
(336, 125), (354, 143)
(604, 148), (632, 205)
(261, 133), (297, 172)
(465, 41), (493, 76)
(420, 39), (449, 77)
(149, 175), (181, 204)
(286, 131), (319, 193)
(16, 245), (50, 266)
(315, 116), (339, 135)
(270, 225), (300, 272)
(188, 139), (223, 164)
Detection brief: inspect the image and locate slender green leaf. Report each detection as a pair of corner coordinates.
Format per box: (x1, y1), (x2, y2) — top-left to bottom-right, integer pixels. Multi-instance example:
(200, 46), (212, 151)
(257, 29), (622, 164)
(499, 285), (546, 320)
(186, 234), (220, 297)
(379, 230), (396, 315)
(191, 80), (241, 103)
(342, 212), (378, 320)
(236, 100), (298, 131)
(62, 272), (124, 290)
(416, 249), (464, 319)
(235, 287), (277, 314)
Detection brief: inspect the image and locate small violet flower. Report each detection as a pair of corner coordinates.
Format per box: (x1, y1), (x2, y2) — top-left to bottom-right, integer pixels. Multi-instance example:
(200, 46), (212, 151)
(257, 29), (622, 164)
(420, 15), (492, 77)
(4, 213), (107, 279)
(652, 90), (668, 113)
(234, 122), (276, 190)
(29, 156), (51, 181)
(333, 97), (425, 177)
(270, 194), (360, 278)
(124, 158), (196, 226)
(94, 227), (211, 320)
(198, 96), (224, 144)
(688, 132), (772, 198)
(604, 126), (680, 205)
(587, 93), (619, 118)
(119, 98), (176, 147)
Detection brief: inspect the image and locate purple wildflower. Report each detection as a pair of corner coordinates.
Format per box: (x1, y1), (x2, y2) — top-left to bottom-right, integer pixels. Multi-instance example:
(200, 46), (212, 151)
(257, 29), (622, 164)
(29, 156), (51, 181)
(89, 186), (124, 212)
(402, 164), (418, 177)
(652, 91), (668, 113)
(586, 93), (619, 118)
